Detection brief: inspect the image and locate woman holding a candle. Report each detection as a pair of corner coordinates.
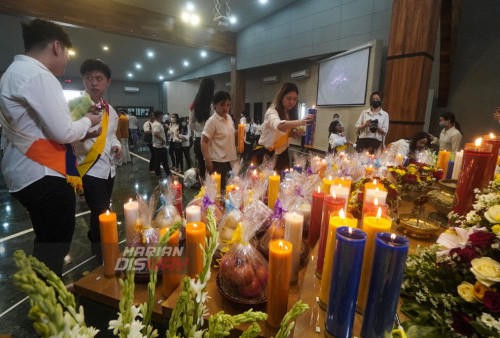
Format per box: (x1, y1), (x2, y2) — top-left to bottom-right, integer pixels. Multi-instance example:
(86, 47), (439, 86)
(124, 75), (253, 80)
(201, 91), (237, 191)
(258, 83), (314, 170)
(355, 91), (389, 154)
(429, 112), (462, 152)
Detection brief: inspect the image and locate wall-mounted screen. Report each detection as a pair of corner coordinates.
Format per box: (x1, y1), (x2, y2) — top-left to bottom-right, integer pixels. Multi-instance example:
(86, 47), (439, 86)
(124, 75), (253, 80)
(317, 45), (370, 106)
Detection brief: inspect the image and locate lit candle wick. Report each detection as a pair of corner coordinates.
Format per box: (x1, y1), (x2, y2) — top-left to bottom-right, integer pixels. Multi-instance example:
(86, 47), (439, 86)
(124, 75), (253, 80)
(128, 198), (132, 204)
(376, 206), (382, 219)
(278, 240), (283, 249)
(374, 197), (379, 206)
(317, 186), (321, 193)
(106, 210), (110, 216)
(339, 208), (345, 223)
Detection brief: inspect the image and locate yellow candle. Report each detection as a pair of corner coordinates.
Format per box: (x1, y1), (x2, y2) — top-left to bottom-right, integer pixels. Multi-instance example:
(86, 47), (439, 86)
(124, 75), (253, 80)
(238, 123), (245, 153)
(319, 210), (357, 310)
(333, 177), (352, 191)
(357, 208), (392, 312)
(268, 172), (280, 209)
(212, 172), (221, 197)
(186, 222), (206, 278)
(162, 228), (180, 297)
(437, 150), (451, 178)
(365, 165), (374, 177)
(497, 155), (500, 166)
(322, 175), (335, 194)
(267, 240), (292, 327)
(364, 179), (385, 191)
(99, 210), (119, 278)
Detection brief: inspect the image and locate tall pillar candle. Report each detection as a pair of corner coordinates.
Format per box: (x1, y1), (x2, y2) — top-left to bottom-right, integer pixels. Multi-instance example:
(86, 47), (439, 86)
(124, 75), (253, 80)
(316, 194), (346, 278)
(319, 210), (357, 310)
(364, 179), (385, 191)
(267, 240), (292, 327)
(322, 176), (335, 194)
(212, 172), (221, 198)
(451, 150), (464, 180)
(186, 205), (201, 223)
(325, 227), (366, 338)
(331, 184), (350, 211)
(171, 180), (183, 216)
(237, 123), (245, 153)
(124, 199), (139, 245)
(437, 150), (451, 178)
(357, 208), (393, 312)
(268, 172), (280, 210)
(99, 210), (119, 277)
(284, 212), (304, 283)
(308, 187), (325, 246)
(482, 134), (500, 186)
(304, 106), (317, 148)
(454, 139), (493, 215)
(162, 228), (180, 297)
(364, 187), (387, 205)
(361, 233), (409, 338)
(298, 203), (311, 233)
(446, 160), (455, 180)
(333, 177), (352, 191)
(186, 222), (206, 278)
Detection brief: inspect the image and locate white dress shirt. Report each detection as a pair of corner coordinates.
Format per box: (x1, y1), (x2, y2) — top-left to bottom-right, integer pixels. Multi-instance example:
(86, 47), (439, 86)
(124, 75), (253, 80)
(202, 112), (237, 162)
(0, 55), (91, 192)
(431, 126), (462, 152)
(73, 93), (121, 180)
(355, 108), (389, 142)
(152, 121), (167, 148)
(128, 115), (138, 130)
(258, 106), (289, 155)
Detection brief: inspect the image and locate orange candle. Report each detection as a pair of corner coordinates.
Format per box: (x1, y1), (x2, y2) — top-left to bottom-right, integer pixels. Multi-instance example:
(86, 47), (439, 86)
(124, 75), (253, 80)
(238, 123), (245, 153)
(186, 222), (206, 278)
(99, 210), (119, 277)
(212, 172), (221, 197)
(357, 207), (392, 312)
(333, 177), (352, 191)
(364, 179), (385, 191)
(319, 209), (357, 310)
(267, 240), (292, 327)
(225, 184), (236, 198)
(437, 150), (451, 178)
(365, 165), (374, 177)
(268, 172), (280, 209)
(162, 228), (180, 297)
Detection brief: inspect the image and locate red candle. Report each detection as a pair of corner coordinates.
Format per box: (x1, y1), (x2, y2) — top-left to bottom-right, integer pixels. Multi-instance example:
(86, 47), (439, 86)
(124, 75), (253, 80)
(309, 186), (325, 247)
(316, 194), (346, 278)
(171, 180), (183, 216)
(482, 133), (500, 187)
(453, 139), (493, 215)
(362, 198), (389, 219)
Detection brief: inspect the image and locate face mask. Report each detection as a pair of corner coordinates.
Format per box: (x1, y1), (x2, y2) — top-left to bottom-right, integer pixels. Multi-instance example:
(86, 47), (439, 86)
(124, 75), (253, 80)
(181, 122), (187, 126)
(370, 100), (382, 108)
(439, 121), (447, 128)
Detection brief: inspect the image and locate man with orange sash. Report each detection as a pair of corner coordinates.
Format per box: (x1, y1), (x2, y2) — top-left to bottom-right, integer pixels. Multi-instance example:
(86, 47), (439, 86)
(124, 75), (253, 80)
(73, 59), (121, 263)
(0, 19), (101, 276)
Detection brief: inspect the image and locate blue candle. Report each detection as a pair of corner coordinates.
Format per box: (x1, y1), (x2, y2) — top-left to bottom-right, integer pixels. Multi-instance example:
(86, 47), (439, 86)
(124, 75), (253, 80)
(325, 226), (366, 338)
(292, 165), (302, 173)
(446, 160), (454, 179)
(360, 233), (409, 338)
(304, 107), (317, 148)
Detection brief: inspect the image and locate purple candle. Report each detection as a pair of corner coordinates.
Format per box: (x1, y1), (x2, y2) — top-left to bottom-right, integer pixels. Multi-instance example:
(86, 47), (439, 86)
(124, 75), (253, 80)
(325, 226), (366, 338)
(361, 233), (409, 338)
(304, 107), (317, 148)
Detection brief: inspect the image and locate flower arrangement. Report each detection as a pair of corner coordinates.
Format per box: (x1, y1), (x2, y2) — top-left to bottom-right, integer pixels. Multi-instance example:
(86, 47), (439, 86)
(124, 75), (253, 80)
(388, 162), (443, 199)
(12, 207), (309, 338)
(348, 177), (399, 219)
(400, 177), (500, 337)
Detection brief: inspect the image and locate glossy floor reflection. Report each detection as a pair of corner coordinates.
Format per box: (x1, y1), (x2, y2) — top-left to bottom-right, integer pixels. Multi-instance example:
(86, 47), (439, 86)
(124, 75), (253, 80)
(0, 146), (198, 337)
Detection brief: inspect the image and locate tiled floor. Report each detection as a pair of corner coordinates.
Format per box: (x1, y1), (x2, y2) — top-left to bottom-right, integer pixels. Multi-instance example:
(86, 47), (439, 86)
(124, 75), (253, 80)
(0, 146), (198, 337)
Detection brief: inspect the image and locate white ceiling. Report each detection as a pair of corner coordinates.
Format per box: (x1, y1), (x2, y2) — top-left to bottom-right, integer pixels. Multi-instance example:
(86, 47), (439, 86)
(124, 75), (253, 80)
(0, 0), (298, 82)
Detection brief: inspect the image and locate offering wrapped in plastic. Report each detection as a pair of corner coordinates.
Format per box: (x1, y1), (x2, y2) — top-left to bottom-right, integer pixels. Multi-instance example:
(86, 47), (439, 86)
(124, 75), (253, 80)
(218, 206), (270, 302)
(186, 175), (224, 225)
(218, 188), (244, 243)
(155, 179), (182, 231)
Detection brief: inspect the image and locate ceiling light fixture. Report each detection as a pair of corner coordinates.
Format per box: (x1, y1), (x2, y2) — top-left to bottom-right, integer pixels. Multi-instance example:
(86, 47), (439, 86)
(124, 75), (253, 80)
(127, 72), (133, 78)
(68, 49), (76, 56)
(181, 11), (190, 22)
(183, 60), (190, 67)
(200, 50), (207, 58)
(190, 14), (200, 25)
(147, 50), (155, 58)
(135, 63), (142, 70)
(158, 75), (164, 81)
(168, 69), (174, 75)
(102, 45), (109, 51)
(229, 16), (237, 24)
(186, 2), (195, 12)
(259, 0), (268, 4)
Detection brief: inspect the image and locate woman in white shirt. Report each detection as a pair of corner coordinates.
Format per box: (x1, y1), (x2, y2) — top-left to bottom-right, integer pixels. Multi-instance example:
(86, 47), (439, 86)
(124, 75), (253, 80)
(355, 91), (389, 154)
(429, 112), (462, 152)
(258, 83), (313, 170)
(328, 120), (353, 153)
(201, 91), (237, 190)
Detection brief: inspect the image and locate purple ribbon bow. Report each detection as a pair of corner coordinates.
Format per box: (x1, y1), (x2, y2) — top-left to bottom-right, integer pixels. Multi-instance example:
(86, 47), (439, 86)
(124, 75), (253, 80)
(306, 167), (314, 176)
(202, 195), (214, 210)
(271, 199), (286, 221)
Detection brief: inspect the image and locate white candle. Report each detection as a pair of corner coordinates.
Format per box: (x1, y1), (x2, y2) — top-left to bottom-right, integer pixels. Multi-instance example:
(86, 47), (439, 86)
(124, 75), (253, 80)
(330, 184), (350, 211)
(124, 199), (139, 245)
(364, 188), (387, 205)
(298, 203), (311, 229)
(186, 205), (201, 223)
(284, 211), (304, 283)
(451, 150), (463, 180)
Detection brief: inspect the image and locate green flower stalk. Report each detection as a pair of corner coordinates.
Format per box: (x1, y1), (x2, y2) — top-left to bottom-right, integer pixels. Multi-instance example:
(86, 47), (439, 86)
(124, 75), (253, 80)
(274, 301), (310, 338)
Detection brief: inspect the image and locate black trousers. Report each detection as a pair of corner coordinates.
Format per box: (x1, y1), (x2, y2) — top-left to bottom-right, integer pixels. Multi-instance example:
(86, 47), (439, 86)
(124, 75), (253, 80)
(82, 174), (114, 263)
(194, 137), (205, 178)
(146, 143), (155, 172)
(12, 176), (76, 277)
(356, 138), (382, 154)
(173, 142), (183, 171)
(153, 147), (171, 177)
(182, 146), (192, 170)
(169, 141), (176, 167)
(211, 161), (232, 193)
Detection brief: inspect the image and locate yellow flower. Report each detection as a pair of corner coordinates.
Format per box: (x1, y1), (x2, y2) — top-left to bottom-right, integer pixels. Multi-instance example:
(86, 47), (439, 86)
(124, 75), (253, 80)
(395, 169), (405, 175)
(471, 257), (500, 287)
(423, 166), (430, 170)
(492, 225), (500, 235)
(485, 205), (500, 224)
(473, 281), (492, 301)
(457, 282), (477, 302)
(390, 184), (397, 190)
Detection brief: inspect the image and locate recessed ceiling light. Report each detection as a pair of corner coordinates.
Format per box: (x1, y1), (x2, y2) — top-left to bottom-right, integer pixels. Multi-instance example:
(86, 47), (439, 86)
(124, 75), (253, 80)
(135, 63), (142, 70)
(183, 60), (190, 67)
(181, 11), (190, 23)
(229, 16), (237, 24)
(190, 14), (200, 25)
(147, 50), (155, 58)
(259, 0), (268, 4)
(68, 49), (76, 56)
(102, 46), (109, 51)
(200, 50), (207, 58)
(186, 2), (195, 12)
(158, 75), (164, 80)
(168, 69), (174, 75)
(127, 72), (133, 78)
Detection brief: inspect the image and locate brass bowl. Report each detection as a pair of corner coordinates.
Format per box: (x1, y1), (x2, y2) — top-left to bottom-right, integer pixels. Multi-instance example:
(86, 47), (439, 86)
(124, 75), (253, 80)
(427, 179), (457, 216)
(399, 215), (441, 239)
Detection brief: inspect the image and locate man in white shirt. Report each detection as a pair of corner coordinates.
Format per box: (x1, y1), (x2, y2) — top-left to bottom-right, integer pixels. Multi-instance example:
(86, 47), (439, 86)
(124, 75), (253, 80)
(128, 111), (139, 147)
(0, 19), (101, 276)
(152, 111), (172, 178)
(73, 59), (121, 262)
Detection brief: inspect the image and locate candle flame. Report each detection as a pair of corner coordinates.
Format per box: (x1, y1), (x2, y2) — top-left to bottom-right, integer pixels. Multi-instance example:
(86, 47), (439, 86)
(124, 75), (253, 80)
(490, 133), (495, 139)
(278, 240), (283, 248)
(174, 180), (179, 185)
(329, 175), (332, 180)
(375, 187), (379, 192)
(193, 223), (197, 228)
(253, 169), (257, 175)
(339, 208), (345, 220)
(128, 198), (132, 204)
(373, 179), (377, 185)
(374, 198), (379, 206)
(390, 233), (396, 240)
(312, 104), (316, 109)
(317, 186), (321, 193)
(348, 226), (353, 234)
(376, 207), (382, 219)
(106, 210), (110, 216)
(475, 138), (482, 147)
(332, 191), (337, 198)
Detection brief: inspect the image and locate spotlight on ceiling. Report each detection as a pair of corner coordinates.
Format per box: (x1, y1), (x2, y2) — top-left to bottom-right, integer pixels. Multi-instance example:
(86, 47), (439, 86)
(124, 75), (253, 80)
(135, 63), (142, 70)
(147, 50), (155, 58)
(200, 50), (207, 58)
(127, 72), (133, 78)
(183, 60), (190, 67)
(168, 69), (175, 75)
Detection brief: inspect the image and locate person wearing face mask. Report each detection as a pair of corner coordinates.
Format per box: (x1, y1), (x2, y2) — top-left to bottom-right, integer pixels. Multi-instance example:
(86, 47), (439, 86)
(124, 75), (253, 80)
(355, 91), (389, 154)
(168, 113), (183, 172)
(179, 117), (192, 172)
(429, 112), (462, 152)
